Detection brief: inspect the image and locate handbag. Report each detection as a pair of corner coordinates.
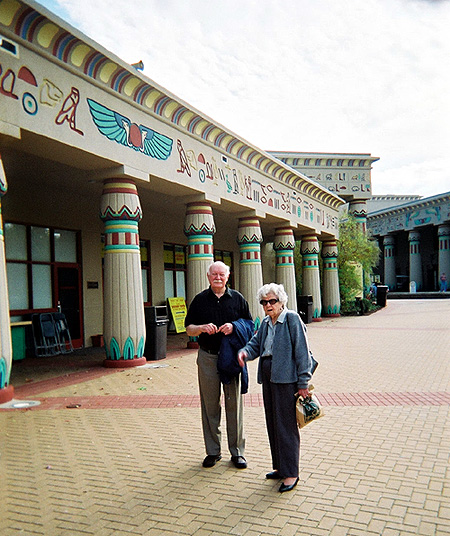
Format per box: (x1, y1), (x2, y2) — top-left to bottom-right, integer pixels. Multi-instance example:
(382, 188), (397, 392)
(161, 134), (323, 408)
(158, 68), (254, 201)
(295, 385), (324, 428)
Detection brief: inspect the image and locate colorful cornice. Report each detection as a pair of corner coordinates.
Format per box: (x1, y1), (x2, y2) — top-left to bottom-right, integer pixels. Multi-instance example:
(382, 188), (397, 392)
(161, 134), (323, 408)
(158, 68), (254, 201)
(268, 152), (380, 169)
(0, 0), (344, 209)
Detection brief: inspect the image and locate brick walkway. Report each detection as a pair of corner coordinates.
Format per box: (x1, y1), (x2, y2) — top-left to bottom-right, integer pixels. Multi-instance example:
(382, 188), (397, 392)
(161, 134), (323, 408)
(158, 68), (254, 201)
(1, 299), (449, 535)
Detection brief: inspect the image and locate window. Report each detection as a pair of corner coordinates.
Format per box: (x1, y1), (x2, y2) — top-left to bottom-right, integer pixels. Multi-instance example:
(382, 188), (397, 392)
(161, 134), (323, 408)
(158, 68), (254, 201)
(4, 223), (79, 314)
(163, 243), (187, 300)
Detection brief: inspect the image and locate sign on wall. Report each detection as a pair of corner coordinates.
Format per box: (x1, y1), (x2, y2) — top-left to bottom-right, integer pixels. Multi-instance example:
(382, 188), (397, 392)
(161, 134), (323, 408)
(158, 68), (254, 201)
(167, 297), (187, 333)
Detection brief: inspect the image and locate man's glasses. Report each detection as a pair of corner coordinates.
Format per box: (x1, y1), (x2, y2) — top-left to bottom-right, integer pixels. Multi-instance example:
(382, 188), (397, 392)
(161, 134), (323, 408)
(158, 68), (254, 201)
(260, 298), (279, 306)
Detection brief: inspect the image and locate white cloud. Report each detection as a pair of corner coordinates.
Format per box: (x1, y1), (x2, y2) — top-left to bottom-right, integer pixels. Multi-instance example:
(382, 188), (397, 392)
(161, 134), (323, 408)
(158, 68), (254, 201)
(39, 0), (450, 197)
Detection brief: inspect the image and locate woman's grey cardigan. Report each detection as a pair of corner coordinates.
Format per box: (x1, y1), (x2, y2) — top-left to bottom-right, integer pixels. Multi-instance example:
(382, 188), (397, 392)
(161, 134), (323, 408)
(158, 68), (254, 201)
(241, 309), (315, 390)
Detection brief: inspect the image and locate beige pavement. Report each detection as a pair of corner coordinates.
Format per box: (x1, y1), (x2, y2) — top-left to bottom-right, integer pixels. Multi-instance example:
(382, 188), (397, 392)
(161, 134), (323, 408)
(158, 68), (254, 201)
(0, 299), (449, 535)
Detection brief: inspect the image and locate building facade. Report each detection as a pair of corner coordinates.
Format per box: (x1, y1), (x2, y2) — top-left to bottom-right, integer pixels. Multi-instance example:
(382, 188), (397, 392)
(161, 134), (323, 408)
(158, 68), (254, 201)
(367, 193), (450, 291)
(0, 0), (345, 401)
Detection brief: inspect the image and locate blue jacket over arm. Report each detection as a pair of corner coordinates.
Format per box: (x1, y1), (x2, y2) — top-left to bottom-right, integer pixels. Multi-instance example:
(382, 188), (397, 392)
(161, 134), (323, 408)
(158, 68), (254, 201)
(218, 318), (254, 394)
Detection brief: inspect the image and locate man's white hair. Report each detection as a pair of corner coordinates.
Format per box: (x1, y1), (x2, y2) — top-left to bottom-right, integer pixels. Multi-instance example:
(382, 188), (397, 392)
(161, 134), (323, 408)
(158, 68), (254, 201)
(207, 261), (230, 275)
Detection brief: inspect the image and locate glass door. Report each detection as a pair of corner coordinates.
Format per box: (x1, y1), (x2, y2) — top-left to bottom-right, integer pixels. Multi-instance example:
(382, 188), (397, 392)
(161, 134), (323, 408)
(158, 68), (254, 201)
(56, 266), (83, 348)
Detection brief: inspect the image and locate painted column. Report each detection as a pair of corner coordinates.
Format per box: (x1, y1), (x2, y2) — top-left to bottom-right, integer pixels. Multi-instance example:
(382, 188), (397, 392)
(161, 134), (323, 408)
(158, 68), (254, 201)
(184, 202), (215, 306)
(383, 235), (396, 290)
(237, 217), (264, 330)
(438, 224), (450, 286)
(100, 179), (146, 368)
(273, 227), (297, 313)
(321, 239), (340, 316)
(408, 230), (422, 291)
(349, 199), (368, 233)
(0, 154), (13, 403)
(300, 234), (322, 320)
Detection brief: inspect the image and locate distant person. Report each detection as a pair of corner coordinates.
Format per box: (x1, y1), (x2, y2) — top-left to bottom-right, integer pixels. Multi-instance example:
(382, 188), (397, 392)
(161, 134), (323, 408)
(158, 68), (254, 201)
(440, 272), (447, 292)
(185, 261), (252, 469)
(370, 282), (378, 299)
(238, 283), (317, 493)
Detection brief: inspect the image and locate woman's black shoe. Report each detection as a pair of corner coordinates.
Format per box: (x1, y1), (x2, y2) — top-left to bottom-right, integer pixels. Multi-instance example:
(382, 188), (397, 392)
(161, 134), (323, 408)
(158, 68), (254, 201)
(266, 471), (281, 480)
(279, 477), (299, 493)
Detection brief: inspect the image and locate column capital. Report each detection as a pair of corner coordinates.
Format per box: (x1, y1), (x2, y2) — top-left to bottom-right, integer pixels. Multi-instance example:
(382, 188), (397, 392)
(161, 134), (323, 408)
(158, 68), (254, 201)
(237, 217), (263, 244)
(321, 239), (339, 258)
(383, 235), (395, 246)
(184, 202), (216, 237)
(408, 230), (421, 242)
(100, 179), (142, 222)
(438, 223), (450, 237)
(300, 234), (320, 255)
(273, 227), (295, 251)
(348, 199), (367, 232)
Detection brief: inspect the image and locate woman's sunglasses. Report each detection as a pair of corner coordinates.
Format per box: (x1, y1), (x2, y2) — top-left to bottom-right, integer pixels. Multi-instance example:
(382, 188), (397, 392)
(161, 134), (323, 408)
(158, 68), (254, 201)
(260, 298), (279, 306)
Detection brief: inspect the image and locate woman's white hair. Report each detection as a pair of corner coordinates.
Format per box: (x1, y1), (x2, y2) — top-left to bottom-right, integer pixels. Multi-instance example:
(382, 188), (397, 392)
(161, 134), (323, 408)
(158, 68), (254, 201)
(257, 283), (288, 306)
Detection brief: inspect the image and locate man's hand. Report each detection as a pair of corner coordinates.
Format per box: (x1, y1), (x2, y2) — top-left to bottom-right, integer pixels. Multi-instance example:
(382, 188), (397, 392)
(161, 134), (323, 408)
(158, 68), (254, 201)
(218, 323), (233, 336)
(202, 323), (218, 335)
(186, 323), (218, 337)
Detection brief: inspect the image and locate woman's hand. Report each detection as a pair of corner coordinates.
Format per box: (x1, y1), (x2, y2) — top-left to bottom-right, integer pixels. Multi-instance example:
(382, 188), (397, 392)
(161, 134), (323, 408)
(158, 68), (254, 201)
(297, 388), (310, 399)
(237, 350), (247, 368)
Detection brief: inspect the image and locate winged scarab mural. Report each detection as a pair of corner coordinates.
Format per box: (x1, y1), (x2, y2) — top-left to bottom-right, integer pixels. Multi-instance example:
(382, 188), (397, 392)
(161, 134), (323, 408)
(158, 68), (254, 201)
(87, 98), (173, 160)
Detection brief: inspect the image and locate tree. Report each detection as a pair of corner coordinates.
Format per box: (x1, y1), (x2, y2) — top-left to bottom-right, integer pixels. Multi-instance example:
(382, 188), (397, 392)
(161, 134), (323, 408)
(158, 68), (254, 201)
(338, 214), (380, 313)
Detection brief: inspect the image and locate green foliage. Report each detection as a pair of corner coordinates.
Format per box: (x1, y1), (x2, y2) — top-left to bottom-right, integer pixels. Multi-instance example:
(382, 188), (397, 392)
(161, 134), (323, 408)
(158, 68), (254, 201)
(338, 214), (380, 313)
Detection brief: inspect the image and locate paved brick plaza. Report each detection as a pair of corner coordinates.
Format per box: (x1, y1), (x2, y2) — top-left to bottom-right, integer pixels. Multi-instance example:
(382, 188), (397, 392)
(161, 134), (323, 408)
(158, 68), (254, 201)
(1, 299), (449, 535)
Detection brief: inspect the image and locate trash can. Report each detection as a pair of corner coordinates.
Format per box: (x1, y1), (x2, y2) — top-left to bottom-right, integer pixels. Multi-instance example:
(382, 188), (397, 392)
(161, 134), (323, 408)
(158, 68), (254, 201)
(297, 295), (313, 324)
(11, 322), (28, 360)
(144, 306), (169, 360)
(376, 285), (388, 307)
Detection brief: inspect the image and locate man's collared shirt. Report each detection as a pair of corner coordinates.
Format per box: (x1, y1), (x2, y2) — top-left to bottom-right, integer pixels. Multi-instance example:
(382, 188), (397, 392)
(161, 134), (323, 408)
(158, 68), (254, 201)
(185, 286), (252, 354)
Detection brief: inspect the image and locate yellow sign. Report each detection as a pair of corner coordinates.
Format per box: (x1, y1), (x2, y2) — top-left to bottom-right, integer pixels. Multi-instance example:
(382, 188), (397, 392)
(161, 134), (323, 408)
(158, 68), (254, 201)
(167, 297), (187, 333)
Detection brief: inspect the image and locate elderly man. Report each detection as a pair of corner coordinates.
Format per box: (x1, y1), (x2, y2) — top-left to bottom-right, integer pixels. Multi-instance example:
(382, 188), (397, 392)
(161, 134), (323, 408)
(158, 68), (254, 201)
(185, 261), (252, 469)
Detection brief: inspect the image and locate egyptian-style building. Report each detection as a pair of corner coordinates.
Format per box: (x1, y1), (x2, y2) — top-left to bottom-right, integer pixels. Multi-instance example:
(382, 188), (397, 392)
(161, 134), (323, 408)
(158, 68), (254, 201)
(0, 0), (345, 401)
(367, 193), (450, 291)
(268, 151), (379, 232)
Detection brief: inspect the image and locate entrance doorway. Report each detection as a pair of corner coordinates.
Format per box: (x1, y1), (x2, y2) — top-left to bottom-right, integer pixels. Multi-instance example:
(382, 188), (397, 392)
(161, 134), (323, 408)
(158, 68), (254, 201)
(56, 266), (83, 348)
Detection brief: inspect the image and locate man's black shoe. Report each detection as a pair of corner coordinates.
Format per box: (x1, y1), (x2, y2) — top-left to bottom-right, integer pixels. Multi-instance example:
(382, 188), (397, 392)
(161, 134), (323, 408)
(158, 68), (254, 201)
(202, 454), (222, 468)
(231, 455), (247, 469)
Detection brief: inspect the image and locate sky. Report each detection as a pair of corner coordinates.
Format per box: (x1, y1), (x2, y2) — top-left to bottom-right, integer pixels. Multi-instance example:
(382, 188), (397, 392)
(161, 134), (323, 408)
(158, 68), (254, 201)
(36, 0), (450, 198)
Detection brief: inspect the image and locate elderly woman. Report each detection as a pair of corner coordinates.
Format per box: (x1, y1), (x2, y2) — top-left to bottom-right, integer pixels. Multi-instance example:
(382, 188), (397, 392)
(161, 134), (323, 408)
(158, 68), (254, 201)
(238, 283), (316, 493)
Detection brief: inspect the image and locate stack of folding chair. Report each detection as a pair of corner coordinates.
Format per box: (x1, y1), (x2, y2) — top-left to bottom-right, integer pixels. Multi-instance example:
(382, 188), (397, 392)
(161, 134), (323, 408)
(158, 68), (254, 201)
(32, 313), (59, 357)
(53, 312), (74, 354)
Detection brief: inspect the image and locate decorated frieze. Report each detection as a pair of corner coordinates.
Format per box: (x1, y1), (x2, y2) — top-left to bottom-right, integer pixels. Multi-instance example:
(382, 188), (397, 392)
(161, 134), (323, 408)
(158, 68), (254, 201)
(368, 196), (450, 236)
